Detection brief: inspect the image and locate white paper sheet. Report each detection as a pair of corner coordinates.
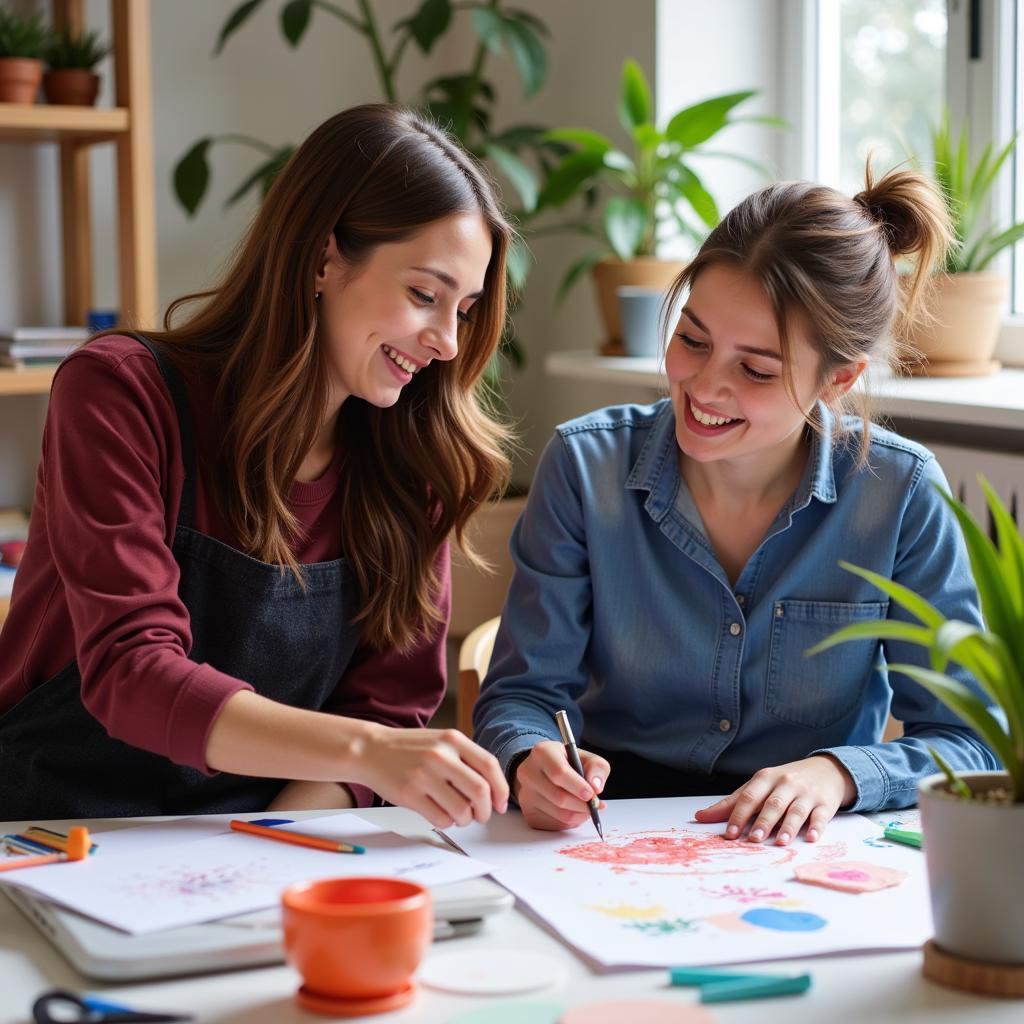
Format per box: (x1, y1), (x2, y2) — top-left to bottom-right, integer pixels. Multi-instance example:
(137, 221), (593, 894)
(0, 813), (491, 934)
(445, 797), (932, 969)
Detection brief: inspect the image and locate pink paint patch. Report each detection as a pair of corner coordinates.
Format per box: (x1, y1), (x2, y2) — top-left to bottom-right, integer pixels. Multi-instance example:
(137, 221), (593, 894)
(704, 912), (758, 933)
(557, 829), (797, 876)
(794, 860), (908, 893)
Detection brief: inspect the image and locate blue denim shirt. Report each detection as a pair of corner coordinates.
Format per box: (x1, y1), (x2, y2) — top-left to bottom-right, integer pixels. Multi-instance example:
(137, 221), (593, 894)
(474, 399), (998, 812)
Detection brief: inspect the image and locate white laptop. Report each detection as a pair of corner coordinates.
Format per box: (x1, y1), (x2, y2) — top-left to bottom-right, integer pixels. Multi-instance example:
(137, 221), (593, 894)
(5, 875), (513, 982)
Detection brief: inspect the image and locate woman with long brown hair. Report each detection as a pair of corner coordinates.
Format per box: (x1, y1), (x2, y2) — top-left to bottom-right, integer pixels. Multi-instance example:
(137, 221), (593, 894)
(0, 104), (512, 824)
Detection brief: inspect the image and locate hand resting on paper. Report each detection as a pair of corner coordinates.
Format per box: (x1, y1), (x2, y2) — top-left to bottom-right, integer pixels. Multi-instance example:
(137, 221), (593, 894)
(694, 754), (857, 845)
(513, 739), (609, 831)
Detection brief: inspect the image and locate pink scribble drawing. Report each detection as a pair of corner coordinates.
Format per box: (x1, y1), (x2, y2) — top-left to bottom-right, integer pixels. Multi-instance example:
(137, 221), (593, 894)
(556, 829), (798, 875)
(699, 883), (787, 903)
(114, 860), (271, 902)
(811, 841), (848, 861)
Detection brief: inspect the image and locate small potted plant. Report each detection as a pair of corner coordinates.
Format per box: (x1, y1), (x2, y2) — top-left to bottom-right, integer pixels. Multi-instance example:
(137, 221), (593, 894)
(811, 477), (1024, 989)
(42, 24), (108, 106)
(535, 59), (781, 351)
(0, 7), (48, 104)
(907, 112), (1024, 376)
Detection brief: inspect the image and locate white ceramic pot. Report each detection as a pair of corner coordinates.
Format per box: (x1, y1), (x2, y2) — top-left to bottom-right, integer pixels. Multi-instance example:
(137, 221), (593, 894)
(918, 771), (1024, 964)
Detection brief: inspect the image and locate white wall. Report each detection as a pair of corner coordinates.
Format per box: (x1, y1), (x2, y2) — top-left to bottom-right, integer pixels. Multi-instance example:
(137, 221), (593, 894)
(0, 0), (787, 504)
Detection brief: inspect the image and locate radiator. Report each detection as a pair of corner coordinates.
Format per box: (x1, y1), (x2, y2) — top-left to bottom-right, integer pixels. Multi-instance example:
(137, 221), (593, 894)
(929, 444), (1024, 528)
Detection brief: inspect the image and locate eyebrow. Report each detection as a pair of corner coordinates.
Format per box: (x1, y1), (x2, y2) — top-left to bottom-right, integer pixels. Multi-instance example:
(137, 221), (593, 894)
(681, 306), (782, 361)
(411, 266), (484, 299)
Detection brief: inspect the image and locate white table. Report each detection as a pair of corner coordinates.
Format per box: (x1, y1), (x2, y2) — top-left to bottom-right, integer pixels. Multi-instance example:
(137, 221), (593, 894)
(1, 808), (1019, 1023)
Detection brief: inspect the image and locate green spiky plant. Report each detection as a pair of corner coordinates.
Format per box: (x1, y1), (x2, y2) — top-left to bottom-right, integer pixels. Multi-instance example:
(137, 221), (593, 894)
(809, 477), (1024, 803)
(0, 8), (49, 58)
(43, 25), (109, 70)
(925, 111), (1024, 273)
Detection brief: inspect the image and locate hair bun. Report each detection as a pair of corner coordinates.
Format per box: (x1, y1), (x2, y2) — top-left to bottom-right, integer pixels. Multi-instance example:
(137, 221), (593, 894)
(853, 169), (947, 259)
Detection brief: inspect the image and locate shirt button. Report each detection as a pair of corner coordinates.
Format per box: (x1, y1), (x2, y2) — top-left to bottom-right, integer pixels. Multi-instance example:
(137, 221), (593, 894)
(719, 719), (732, 732)
(729, 622), (742, 636)
(735, 594), (746, 606)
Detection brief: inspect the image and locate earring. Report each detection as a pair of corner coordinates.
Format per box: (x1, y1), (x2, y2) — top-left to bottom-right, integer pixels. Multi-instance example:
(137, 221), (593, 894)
(315, 291), (321, 301)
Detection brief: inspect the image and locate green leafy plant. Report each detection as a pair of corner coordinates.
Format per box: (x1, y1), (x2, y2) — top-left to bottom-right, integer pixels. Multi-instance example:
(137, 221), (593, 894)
(172, 0), (559, 385)
(924, 111), (1024, 273)
(0, 8), (49, 59)
(810, 477), (1024, 803)
(44, 25), (109, 70)
(535, 59), (784, 299)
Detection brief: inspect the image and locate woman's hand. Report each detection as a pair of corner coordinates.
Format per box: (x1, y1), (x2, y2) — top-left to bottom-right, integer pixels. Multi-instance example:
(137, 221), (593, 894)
(357, 725), (509, 830)
(514, 740), (610, 831)
(694, 755), (856, 844)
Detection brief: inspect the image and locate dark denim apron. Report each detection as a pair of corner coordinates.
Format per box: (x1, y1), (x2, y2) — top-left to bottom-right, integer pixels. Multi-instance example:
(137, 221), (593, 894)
(0, 334), (362, 819)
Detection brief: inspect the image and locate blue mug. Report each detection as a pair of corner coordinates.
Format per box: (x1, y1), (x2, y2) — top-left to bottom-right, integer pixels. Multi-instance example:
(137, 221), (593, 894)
(617, 286), (664, 357)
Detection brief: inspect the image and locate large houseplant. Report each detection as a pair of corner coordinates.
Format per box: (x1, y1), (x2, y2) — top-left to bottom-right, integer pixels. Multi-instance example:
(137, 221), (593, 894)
(811, 477), (1024, 982)
(0, 7), (48, 104)
(907, 113), (1024, 377)
(536, 59), (780, 350)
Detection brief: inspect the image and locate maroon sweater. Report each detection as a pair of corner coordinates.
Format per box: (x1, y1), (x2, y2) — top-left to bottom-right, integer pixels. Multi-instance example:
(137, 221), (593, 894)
(0, 336), (449, 807)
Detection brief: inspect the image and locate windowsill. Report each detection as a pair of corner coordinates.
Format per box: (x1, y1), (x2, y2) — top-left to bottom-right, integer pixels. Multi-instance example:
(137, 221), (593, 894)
(543, 351), (1024, 432)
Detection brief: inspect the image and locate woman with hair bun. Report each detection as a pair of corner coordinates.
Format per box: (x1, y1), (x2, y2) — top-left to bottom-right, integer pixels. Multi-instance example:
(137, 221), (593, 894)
(0, 104), (512, 824)
(475, 167), (999, 841)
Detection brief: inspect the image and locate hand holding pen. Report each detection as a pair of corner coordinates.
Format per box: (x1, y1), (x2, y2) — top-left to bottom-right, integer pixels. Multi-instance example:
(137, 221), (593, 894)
(510, 715), (610, 835)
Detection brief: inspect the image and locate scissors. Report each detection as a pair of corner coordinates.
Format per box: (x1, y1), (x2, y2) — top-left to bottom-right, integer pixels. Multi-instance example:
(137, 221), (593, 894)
(32, 988), (193, 1023)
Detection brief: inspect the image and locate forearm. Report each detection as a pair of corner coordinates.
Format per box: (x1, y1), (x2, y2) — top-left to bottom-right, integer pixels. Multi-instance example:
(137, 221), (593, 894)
(267, 780), (357, 811)
(205, 689), (373, 781)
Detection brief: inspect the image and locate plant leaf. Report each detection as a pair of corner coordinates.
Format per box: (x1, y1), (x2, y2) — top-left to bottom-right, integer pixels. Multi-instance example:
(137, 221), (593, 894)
(404, 0), (452, 54)
(536, 150), (605, 208)
(838, 561), (945, 628)
(281, 0), (312, 45)
(470, 6), (504, 53)
(670, 166), (719, 229)
(223, 146), (293, 207)
(665, 90), (756, 148)
(214, 0), (266, 55)
(973, 222), (1024, 271)
(604, 198), (647, 261)
(806, 619), (935, 656)
(928, 744), (974, 799)
(618, 59), (651, 133)
(501, 15), (548, 97)
(888, 663), (1019, 790)
(543, 128), (614, 153)
(556, 250), (606, 304)
(505, 234), (533, 294)
(173, 138), (212, 216)
(485, 143), (539, 212)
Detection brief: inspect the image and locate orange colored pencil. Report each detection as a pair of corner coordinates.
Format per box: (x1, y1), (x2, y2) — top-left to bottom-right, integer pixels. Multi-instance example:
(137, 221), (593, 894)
(229, 819), (365, 854)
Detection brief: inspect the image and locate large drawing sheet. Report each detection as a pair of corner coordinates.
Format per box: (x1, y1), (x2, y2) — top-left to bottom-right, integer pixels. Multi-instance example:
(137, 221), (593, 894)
(0, 813), (491, 934)
(446, 797), (932, 969)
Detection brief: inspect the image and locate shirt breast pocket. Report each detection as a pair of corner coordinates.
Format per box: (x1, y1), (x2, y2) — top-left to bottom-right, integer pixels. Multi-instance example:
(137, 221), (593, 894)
(765, 599), (889, 729)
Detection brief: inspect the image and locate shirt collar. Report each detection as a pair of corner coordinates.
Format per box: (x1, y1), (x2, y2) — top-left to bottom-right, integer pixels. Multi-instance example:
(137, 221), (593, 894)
(625, 398), (839, 517)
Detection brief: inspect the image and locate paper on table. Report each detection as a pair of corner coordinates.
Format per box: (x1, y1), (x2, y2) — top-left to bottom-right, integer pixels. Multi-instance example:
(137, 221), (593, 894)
(444, 797), (932, 969)
(0, 812), (491, 934)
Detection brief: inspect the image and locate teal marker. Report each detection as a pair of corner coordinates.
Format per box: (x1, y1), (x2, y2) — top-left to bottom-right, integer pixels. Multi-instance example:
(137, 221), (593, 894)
(883, 826), (923, 849)
(699, 973), (812, 1003)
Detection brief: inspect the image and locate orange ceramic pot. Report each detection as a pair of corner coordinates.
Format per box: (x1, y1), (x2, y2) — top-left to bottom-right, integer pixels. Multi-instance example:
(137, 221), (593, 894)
(282, 877), (432, 1005)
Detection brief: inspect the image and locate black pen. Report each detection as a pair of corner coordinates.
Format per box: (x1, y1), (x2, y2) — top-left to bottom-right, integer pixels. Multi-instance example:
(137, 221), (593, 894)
(554, 709), (605, 841)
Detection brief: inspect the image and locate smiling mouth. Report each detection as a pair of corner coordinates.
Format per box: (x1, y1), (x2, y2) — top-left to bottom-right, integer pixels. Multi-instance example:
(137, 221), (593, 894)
(688, 398), (741, 427)
(382, 345), (421, 374)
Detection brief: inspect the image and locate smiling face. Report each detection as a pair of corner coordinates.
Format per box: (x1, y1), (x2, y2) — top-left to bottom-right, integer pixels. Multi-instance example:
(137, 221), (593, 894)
(315, 212), (493, 409)
(665, 262), (838, 473)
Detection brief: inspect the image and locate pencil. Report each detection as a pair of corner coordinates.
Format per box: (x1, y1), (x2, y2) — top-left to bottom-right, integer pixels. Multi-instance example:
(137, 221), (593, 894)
(0, 827), (91, 872)
(229, 819), (366, 854)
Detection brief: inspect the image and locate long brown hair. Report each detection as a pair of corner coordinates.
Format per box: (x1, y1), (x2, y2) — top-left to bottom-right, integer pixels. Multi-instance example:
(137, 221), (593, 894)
(126, 105), (514, 650)
(665, 166), (952, 459)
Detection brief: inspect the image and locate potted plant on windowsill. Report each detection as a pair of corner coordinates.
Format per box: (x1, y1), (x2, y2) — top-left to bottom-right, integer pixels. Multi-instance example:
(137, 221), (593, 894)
(811, 477), (1024, 993)
(906, 113), (1024, 377)
(42, 25), (109, 107)
(535, 59), (781, 353)
(0, 8), (48, 105)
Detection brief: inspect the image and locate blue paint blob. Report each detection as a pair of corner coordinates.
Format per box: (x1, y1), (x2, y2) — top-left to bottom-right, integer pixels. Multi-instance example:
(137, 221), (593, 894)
(741, 908), (827, 932)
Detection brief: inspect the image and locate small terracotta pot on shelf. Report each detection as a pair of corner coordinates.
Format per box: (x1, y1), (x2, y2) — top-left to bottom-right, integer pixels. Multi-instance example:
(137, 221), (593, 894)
(42, 68), (100, 106)
(0, 57), (43, 104)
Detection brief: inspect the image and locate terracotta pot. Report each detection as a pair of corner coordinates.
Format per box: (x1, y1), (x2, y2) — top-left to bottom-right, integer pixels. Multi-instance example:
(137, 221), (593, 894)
(0, 57), (43, 104)
(42, 68), (100, 106)
(282, 876), (432, 1011)
(591, 257), (687, 352)
(905, 271), (1006, 377)
(918, 772), (1024, 966)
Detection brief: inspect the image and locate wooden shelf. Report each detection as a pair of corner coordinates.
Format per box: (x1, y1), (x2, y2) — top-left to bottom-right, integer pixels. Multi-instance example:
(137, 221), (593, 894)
(0, 103), (129, 143)
(0, 367), (58, 396)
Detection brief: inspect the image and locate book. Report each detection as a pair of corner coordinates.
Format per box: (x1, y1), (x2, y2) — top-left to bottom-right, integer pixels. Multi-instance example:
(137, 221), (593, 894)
(0, 326), (90, 343)
(0, 343), (79, 359)
(0, 355), (64, 370)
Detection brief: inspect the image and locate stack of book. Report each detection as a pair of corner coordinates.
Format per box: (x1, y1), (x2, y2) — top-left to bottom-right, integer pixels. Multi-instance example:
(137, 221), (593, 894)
(0, 326), (90, 369)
